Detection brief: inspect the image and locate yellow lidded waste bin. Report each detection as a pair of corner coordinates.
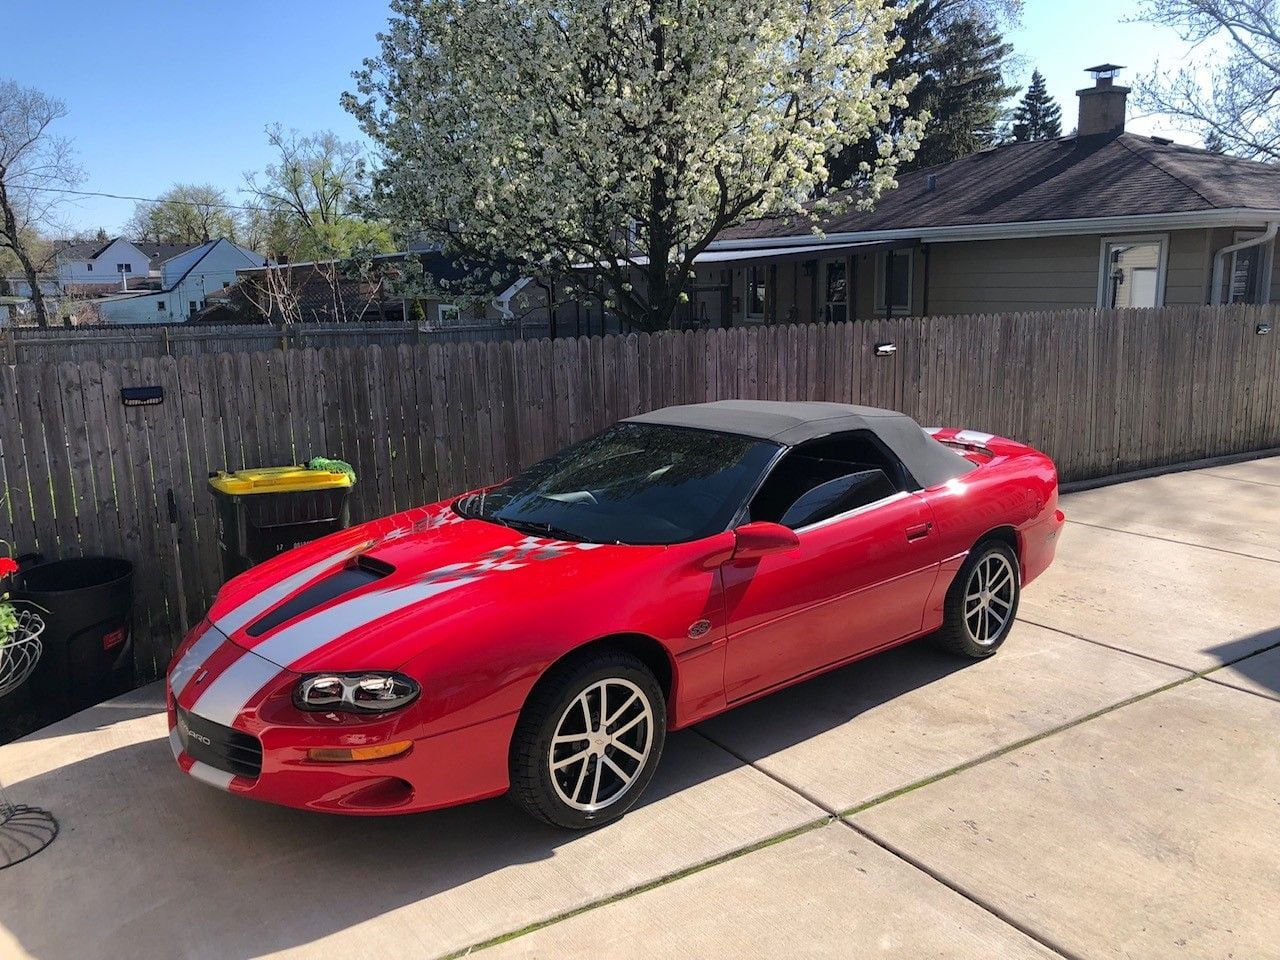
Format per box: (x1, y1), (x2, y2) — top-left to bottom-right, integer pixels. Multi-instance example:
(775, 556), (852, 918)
(209, 465), (353, 581)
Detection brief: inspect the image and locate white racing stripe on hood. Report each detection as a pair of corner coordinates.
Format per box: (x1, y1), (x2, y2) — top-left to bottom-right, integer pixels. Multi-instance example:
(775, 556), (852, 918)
(168, 626), (225, 700)
(214, 544), (367, 638)
(190, 650), (286, 728)
(250, 575), (478, 670)
(184, 541), (590, 729)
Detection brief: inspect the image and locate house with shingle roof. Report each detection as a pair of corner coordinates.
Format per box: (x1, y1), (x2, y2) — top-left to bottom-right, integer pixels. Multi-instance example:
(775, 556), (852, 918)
(684, 65), (1279, 327)
(55, 237), (205, 293)
(95, 238), (265, 324)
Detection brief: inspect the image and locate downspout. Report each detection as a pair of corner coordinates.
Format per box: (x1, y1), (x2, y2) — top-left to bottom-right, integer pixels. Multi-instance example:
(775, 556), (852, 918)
(1210, 222), (1278, 304)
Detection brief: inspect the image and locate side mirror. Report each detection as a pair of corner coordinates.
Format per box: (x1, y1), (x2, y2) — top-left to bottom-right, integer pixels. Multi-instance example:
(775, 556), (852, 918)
(732, 521), (800, 560)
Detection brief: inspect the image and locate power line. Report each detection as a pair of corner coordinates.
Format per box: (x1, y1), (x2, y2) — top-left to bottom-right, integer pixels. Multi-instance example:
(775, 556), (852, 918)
(7, 184), (263, 213)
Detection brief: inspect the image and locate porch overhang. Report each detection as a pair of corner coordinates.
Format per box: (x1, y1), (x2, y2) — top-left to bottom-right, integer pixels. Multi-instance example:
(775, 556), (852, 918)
(689, 238), (911, 266)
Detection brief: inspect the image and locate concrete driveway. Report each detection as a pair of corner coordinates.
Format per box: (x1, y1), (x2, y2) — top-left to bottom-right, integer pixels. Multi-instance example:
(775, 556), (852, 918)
(2, 457), (1277, 960)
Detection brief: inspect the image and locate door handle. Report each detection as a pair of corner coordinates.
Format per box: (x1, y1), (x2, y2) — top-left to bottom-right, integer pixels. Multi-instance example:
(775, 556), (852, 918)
(905, 522), (933, 542)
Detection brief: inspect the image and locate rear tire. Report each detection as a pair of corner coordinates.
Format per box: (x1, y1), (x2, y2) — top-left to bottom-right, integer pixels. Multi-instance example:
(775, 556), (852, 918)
(934, 540), (1020, 658)
(509, 650), (666, 830)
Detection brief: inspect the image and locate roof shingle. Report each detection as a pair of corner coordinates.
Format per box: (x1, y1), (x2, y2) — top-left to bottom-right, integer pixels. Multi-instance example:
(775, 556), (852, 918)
(721, 132), (1280, 242)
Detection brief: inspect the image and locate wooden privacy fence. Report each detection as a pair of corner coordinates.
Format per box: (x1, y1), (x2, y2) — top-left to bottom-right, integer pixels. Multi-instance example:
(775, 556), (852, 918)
(3, 303), (1278, 677)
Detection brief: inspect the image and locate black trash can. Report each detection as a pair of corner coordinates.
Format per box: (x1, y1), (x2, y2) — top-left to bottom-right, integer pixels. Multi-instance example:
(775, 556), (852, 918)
(209, 465), (353, 582)
(9, 556), (135, 720)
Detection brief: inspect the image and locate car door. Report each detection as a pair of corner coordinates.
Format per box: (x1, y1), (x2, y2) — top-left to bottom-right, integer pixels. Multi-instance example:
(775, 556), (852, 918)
(721, 478), (941, 704)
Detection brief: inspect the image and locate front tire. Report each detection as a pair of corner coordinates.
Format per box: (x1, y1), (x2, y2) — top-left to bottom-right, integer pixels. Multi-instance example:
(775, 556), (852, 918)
(509, 651), (666, 829)
(934, 540), (1021, 658)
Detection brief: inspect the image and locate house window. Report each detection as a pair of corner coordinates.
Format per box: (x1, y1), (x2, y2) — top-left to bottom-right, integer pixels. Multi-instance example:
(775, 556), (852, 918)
(1098, 235), (1167, 308)
(746, 266), (766, 319)
(117, 263), (131, 274)
(436, 304), (461, 325)
(1226, 231), (1273, 304)
(189, 300), (199, 316)
(822, 259), (848, 323)
(156, 301), (166, 312)
(874, 250), (912, 314)
(86, 262), (93, 272)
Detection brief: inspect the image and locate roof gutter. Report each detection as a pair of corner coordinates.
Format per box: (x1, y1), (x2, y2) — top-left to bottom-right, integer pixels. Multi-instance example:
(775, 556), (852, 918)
(709, 208), (1280, 251)
(1210, 222), (1278, 305)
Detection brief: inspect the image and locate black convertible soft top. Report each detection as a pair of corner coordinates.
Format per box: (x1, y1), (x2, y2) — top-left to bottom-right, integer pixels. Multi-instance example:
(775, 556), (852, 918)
(624, 400), (975, 489)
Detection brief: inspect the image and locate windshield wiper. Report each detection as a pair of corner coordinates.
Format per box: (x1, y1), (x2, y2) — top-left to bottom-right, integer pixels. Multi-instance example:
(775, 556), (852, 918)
(494, 516), (592, 543)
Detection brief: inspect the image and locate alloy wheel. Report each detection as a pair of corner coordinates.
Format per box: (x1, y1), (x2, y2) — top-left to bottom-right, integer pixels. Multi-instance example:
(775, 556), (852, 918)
(963, 552), (1016, 646)
(548, 678), (654, 812)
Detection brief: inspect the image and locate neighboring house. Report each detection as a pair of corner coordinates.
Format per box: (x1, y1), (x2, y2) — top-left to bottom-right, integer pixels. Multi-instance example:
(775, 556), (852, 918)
(55, 237), (153, 290)
(691, 64), (1280, 327)
(96, 238), (266, 324)
(55, 237), (202, 294)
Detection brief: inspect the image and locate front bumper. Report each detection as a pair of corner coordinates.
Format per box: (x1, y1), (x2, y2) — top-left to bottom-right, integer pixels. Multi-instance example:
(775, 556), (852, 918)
(165, 628), (518, 815)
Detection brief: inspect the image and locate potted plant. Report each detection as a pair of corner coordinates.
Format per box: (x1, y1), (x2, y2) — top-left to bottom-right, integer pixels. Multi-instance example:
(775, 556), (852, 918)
(0, 552), (58, 868)
(0, 554), (44, 701)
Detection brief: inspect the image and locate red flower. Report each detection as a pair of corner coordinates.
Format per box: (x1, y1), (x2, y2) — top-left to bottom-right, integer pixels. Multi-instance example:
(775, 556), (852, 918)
(0, 557), (18, 578)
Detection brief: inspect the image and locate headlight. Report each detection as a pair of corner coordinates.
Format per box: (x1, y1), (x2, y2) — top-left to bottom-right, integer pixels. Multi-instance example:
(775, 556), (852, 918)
(294, 673), (420, 713)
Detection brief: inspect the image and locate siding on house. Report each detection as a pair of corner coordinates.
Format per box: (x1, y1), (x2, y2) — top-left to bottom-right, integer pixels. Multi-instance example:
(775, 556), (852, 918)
(924, 229), (1220, 315)
(58, 238), (151, 287)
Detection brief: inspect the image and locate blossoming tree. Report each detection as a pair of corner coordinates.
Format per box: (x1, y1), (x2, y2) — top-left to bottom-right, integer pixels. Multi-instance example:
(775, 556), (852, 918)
(344, 0), (922, 332)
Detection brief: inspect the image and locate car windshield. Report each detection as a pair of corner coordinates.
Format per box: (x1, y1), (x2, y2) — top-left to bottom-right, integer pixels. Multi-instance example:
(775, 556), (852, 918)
(455, 423), (779, 545)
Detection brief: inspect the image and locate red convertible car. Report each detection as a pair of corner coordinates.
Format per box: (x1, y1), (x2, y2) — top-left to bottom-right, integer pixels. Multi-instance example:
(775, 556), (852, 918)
(167, 401), (1063, 828)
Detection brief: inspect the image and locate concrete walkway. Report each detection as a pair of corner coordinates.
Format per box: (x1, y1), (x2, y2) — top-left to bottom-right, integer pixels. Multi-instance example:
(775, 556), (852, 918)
(2, 457), (1278, 960)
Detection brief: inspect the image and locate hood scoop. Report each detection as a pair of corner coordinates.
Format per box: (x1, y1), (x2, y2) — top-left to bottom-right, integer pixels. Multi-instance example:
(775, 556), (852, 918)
(244, 554), (393, 638)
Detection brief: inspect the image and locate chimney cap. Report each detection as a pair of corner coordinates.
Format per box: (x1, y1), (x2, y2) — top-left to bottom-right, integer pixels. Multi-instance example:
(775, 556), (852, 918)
(1086, 63), (1125, 78)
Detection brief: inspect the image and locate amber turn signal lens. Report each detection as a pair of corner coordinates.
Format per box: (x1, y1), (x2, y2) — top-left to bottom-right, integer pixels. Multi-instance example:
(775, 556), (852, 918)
(307, 740), (413, 763)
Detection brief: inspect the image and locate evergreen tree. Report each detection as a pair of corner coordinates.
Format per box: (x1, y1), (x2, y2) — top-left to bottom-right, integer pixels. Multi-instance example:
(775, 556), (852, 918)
(1011, 70), (1063, 141)
(827, 2), (1017, 184)
(911, 16), (1017, 168)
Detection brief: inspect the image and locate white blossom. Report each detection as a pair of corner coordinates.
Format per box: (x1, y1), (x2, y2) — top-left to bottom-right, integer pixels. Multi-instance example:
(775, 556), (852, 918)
(344, 0), (921, 330)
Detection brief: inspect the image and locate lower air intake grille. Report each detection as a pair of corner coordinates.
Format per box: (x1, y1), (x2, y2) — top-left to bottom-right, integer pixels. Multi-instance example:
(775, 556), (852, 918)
(177, 707), (263, 779)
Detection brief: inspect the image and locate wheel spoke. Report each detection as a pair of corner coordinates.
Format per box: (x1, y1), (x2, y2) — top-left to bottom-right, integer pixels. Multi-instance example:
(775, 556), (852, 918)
(553, 733), (589, 747)
(552, 748), (590, 772)
(610, 739), (645, 763)
(989, 569), (1012, 592)
(601, 753), (632, 786)
(605, 691), (640, 727)
(589, 760), (603, 805)
(611, 711), (646, 739)
(578, 695), (593, 734)
(989, 593), (1012, 611)
(571, 754), (590, 803)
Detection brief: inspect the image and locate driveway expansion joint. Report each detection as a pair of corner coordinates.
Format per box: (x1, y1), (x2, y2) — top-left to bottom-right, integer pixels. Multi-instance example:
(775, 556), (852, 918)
(437, 814), (834, 960)
(1015, 616), (1194, 673)
(1062, 518), (1280, 565)
(841, 819), (1084, 960)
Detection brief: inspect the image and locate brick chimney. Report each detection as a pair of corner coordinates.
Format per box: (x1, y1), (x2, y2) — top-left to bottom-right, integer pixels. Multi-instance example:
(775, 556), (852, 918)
(1077, 64), (1129, 137)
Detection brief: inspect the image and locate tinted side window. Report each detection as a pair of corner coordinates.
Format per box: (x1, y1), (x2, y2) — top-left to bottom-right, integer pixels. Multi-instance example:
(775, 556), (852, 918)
(779, 470), (898, 528)
(749, 431), (906, 528)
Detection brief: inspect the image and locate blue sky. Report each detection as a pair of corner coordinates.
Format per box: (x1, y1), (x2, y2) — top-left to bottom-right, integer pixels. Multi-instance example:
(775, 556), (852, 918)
(9, 1), (1210, 234)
